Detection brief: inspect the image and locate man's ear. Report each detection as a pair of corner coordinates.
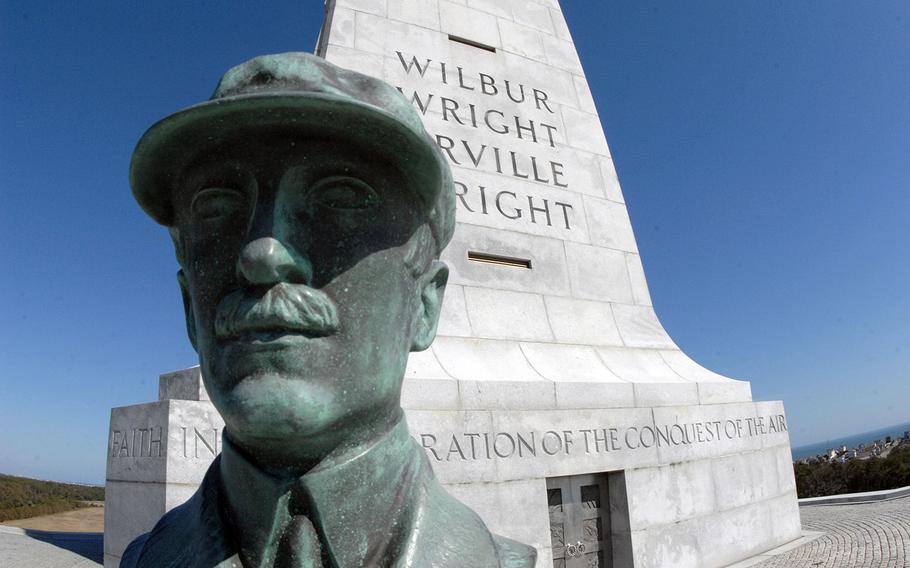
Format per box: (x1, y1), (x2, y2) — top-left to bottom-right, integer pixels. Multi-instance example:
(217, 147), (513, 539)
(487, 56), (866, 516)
(177, 270), (198, 352)
(411, 260), (449, 352)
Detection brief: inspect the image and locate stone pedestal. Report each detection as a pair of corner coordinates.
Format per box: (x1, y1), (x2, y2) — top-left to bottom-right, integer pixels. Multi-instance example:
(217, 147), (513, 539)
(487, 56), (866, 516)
(106, 1), (802, 566)
(416, 401), (799, 567)
(106, 370), (799, 568)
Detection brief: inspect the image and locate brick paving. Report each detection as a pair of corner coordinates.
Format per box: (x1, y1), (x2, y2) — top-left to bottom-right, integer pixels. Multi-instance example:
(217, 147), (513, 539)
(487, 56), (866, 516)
(754, 495), (910, 568)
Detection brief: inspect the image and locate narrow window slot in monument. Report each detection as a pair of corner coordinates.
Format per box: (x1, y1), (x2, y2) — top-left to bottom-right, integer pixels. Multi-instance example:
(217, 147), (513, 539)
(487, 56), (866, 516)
(448, 34), (497, 53)
(546, 471), (631, 568)
(467, 251), (532, 269)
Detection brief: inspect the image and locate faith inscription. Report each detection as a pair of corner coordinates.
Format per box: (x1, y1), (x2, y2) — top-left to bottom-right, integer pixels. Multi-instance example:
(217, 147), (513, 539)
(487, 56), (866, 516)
(110, 426), (163, 458)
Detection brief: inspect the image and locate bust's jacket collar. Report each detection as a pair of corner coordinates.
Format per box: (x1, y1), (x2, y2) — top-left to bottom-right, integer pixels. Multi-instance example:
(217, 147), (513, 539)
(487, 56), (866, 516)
(221, 416), (430, 568)
(122, 416), (534, 567)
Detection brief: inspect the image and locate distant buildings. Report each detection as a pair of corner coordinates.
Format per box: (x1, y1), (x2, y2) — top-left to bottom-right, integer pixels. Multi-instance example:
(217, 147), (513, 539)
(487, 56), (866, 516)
(795, 430), (910, 465)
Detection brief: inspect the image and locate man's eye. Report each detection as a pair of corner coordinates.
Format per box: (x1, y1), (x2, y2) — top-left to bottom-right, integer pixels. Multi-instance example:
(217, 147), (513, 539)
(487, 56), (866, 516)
(310, 177), (379, 210)
(190, 188), (245, 221)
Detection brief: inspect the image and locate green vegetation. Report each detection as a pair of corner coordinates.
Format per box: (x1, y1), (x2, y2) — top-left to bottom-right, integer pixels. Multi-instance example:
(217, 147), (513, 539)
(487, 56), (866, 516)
(0, 473), (104, 522)
(794, 447), (910, 498)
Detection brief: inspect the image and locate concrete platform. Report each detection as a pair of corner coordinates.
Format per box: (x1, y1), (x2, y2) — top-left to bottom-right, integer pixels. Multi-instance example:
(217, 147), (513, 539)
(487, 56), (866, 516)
(798, 483), (910, 506)
(0, 525), (102, 567)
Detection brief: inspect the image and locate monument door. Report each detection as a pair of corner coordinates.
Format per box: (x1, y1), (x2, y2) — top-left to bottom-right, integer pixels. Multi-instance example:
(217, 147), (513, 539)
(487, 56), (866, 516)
(547, 473), (612, 568)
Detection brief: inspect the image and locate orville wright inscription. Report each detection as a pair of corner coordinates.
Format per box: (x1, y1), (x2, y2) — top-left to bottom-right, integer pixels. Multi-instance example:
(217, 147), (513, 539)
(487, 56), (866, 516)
(394, 50), (579, 234)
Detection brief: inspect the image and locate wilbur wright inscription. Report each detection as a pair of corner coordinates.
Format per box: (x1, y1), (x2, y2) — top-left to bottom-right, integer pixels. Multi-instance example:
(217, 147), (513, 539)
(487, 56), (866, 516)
(395, 49), (581, 236)
(121, 52), (536, 568)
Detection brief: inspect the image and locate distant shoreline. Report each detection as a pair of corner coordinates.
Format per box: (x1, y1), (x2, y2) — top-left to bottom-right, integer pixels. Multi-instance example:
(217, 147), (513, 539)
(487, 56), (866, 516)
(792, 420), (910, 460)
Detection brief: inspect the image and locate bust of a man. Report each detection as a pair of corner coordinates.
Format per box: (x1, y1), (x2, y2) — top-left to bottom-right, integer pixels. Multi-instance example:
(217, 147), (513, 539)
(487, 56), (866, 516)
(121, 53), (536, 568)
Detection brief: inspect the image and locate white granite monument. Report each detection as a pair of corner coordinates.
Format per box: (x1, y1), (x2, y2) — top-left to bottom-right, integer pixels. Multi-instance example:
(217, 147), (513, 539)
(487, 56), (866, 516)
(106, 2), (801, 566)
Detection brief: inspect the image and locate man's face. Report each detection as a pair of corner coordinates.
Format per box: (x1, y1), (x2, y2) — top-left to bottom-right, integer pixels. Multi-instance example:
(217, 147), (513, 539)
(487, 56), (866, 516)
(173, 133), (444, 465)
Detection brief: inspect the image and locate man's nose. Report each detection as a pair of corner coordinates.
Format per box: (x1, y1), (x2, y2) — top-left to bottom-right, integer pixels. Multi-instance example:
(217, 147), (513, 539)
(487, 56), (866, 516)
(236, 237), (313, 286)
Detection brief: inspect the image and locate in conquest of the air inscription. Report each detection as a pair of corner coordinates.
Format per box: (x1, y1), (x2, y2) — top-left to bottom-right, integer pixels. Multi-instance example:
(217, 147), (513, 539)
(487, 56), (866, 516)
(108, 414), (787, 468)
(419, 414), (788, 462)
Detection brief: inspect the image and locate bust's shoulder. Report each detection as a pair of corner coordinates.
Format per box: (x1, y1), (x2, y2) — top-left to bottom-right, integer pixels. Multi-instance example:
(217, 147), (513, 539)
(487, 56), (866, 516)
(493, 534), (538, 568)
(120, 496), (200, 568)
(408, 443), (537, 567)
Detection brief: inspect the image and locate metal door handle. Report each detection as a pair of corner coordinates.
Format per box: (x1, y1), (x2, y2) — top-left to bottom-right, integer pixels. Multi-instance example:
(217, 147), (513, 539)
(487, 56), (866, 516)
(565, 542), (586, 557)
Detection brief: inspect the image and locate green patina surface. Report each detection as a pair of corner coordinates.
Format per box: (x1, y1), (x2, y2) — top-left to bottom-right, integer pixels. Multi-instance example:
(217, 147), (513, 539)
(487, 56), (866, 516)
(121, 52), (536, 567)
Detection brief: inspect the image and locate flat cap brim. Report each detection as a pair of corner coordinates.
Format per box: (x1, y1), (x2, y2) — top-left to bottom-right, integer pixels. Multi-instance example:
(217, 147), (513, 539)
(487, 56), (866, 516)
(130, 92), (445, 227)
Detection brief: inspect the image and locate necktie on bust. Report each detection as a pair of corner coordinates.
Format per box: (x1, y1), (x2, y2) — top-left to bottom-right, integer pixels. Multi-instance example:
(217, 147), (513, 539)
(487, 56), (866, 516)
(275, 514), (325, 568)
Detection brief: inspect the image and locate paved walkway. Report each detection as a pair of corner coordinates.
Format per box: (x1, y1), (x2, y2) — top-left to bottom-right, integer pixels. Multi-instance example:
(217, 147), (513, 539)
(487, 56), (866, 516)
(752, 494), (910, 568)
(0, 526), (102, 567)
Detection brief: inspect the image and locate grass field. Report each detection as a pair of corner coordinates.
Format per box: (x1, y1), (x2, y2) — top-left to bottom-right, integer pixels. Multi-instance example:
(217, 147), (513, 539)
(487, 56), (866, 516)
(0, 473), (104, 523)
(1, 502), (104, 532)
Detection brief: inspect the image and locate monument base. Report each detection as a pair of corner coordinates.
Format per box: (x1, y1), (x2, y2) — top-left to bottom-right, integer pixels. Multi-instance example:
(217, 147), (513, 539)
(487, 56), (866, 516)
(105, 368), (800, 568)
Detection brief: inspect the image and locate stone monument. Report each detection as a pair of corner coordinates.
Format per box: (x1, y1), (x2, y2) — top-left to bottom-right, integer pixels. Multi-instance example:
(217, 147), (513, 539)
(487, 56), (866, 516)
(106, 2), (802, 567)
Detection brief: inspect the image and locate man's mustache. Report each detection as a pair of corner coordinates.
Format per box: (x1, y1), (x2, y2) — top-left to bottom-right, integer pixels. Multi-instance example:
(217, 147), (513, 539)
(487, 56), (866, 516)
(214, 283), (340, 339)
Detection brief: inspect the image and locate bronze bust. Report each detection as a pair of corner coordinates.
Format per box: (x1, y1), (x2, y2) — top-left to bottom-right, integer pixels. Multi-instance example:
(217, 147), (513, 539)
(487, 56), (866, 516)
(122, 52), (536, 567)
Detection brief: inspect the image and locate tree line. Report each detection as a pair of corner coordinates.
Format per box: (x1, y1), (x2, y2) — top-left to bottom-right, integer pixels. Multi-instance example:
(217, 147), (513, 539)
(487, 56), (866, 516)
(0, 473), (104, 522)
(794, 446), (910, 498)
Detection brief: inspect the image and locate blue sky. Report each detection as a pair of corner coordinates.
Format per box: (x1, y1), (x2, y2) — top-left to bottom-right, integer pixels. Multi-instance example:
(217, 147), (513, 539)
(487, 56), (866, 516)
(1, 1), (908, 484)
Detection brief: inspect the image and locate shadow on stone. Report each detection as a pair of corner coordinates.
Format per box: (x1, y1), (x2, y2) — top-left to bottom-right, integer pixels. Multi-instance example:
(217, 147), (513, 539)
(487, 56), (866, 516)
(25, 530), (103, 564)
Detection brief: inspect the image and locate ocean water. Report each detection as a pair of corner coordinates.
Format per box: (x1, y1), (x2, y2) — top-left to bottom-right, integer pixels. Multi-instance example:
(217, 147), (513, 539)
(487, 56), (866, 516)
(792, 420), (910, 460)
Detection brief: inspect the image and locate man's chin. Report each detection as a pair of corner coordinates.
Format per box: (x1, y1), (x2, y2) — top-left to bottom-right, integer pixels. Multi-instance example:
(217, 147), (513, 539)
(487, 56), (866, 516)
(202, 335), (334, 386)
(213, 372), (340, 441)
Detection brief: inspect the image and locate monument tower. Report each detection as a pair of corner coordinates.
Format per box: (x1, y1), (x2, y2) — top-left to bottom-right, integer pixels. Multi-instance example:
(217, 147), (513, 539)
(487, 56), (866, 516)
(105, 2), (802, 567)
